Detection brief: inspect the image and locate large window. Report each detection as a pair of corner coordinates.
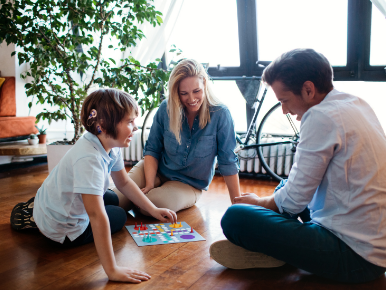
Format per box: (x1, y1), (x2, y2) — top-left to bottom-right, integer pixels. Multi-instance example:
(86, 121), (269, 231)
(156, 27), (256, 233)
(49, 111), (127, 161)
(256, 0), (348, 66)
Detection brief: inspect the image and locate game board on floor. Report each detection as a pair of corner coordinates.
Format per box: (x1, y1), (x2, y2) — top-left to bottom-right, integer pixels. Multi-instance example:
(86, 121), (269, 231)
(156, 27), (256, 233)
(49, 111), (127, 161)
(125, 221), (206, 247)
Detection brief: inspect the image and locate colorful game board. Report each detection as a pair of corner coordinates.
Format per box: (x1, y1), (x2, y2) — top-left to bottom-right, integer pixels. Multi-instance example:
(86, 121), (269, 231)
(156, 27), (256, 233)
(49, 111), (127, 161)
(125, 221), (206, 247)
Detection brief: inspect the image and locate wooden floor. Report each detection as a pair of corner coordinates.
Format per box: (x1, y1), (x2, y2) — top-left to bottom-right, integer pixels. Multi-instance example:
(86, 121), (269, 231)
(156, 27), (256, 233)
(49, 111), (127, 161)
(1, 163), (385, 290)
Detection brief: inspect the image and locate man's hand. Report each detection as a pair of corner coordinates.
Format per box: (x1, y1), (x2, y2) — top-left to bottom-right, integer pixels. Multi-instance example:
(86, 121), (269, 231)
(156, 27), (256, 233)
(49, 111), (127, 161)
(234, 192), (260, 205)
(107, 266), (151, 283)
(149, 208), (177, 224)
(234, 193), (279, 213)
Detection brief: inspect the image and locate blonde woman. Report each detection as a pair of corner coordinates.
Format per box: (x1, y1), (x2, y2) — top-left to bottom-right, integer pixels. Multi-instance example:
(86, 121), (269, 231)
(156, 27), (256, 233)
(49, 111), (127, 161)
(113, 59), (241, 214)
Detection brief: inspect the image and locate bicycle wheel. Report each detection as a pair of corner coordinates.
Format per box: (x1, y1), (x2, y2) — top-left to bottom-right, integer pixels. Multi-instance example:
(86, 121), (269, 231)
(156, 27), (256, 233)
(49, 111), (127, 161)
(141, 107), (159, 150)
(256, 102), (300, 181)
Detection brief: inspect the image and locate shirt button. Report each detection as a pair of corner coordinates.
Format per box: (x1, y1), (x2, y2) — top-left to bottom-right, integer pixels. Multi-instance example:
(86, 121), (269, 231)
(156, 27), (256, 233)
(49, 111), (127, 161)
(187, 145), (189, 148)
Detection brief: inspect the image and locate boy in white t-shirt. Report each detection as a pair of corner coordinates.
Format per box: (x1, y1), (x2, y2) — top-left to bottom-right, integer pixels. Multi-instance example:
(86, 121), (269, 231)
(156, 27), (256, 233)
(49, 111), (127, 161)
(11, 88), (177, 284)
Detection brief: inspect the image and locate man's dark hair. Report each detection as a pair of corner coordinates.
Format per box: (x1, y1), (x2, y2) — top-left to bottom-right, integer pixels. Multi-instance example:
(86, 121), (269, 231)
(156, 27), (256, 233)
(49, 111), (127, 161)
(262, 48), (334, 95)
(81, 88), (138, 139)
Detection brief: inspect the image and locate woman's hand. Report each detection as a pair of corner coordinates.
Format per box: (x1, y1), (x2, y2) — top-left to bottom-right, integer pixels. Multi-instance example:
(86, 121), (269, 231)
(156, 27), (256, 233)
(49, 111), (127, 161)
(150, 208), (177, 224)
(107, 266), (151, 283)
(140, 184), (154, 194)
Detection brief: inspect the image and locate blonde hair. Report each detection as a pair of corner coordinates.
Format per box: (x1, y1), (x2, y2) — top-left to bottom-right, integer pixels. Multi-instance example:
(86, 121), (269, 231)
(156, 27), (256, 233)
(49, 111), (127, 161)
(167, 59), (221, 143)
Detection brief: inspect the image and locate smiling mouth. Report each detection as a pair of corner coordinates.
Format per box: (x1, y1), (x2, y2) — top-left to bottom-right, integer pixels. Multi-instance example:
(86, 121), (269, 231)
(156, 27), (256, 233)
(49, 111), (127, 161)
(188, 100), (199, 107)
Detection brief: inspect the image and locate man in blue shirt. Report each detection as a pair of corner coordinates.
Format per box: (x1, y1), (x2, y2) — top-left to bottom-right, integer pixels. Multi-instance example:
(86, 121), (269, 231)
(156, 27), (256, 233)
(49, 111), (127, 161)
(210, 49), (386, 283)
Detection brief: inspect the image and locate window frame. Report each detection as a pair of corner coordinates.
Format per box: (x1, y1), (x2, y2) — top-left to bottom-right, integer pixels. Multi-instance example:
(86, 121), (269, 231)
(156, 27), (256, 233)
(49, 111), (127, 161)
(207, 0), (386, 82)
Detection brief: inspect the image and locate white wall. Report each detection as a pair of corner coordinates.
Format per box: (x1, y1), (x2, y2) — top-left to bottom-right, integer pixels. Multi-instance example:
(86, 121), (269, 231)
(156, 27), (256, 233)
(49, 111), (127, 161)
(0, 41), (15, 77)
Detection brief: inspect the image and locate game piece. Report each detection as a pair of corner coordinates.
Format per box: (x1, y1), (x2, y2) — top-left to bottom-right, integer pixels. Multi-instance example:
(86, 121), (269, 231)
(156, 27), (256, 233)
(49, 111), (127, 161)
(169, 222), (183, 228)
(126, 221), (205, 247)
(138, 227), (141, 233)
(134, 222), (139, 230)
(140, 222), (148, 230)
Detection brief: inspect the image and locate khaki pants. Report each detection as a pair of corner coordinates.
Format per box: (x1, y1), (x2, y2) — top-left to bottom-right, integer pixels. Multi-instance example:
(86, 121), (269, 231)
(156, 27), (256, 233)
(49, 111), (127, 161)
(112, 160), (202, 215)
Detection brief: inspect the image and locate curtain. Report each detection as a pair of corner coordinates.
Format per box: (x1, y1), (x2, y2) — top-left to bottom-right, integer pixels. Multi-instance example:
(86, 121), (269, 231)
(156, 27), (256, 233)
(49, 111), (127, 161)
(121, 0), (185, 66)
(371, 0), (386, 17)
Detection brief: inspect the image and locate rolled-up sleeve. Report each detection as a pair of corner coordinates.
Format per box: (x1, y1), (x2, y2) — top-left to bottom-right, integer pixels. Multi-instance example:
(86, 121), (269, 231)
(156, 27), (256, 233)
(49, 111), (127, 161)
(216, 108), (239, 176)
(143, 102), (166, 160)
(274, 109), (339, 214)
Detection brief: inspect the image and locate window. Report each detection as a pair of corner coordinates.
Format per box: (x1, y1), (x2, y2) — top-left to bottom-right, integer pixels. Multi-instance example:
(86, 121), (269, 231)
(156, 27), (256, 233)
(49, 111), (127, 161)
(166, 0), (240, 67)
(370, 3), (386, 66)
(256, 0), (348, 66)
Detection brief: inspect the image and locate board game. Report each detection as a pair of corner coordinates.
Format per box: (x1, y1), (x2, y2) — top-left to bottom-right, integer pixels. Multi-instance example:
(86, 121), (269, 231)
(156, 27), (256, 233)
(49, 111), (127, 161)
(125, 221), (205, 247)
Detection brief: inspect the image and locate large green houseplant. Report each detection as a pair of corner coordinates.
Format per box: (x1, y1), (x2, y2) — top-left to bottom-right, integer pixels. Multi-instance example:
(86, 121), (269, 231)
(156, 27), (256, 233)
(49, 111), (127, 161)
(0, 0), (171, 143)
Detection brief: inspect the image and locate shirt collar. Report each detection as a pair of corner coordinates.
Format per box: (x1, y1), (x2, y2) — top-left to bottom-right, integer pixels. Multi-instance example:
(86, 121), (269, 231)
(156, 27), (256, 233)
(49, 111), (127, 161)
(83, 132), (112, 163)
(319, 88), (339, 104)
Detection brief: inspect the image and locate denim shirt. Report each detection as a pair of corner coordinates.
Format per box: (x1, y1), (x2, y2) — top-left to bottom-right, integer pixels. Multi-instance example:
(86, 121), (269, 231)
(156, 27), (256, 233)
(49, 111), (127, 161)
(144, 100), (239, 190)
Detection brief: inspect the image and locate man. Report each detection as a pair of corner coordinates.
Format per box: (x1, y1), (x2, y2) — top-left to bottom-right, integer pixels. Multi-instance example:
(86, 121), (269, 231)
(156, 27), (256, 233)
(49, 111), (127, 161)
(210, 49), (386, 283)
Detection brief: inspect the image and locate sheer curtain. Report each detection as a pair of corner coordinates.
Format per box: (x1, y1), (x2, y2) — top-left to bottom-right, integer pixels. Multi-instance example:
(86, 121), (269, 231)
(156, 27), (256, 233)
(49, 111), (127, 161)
(371, 0), (386, 17)
(121, 0), (185, 66)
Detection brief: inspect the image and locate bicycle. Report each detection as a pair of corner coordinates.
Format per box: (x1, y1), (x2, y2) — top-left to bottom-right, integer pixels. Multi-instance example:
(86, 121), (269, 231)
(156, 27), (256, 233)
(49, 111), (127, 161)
(235, 82), (300, 181)
(140, 81), (300, 182)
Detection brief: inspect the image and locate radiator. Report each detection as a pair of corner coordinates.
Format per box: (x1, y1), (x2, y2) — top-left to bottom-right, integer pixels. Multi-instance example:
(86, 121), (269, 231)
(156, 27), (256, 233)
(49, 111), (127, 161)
(121, 129), (143, 162)
(238, 137), (295, 177)
(122, 131), (296, 177)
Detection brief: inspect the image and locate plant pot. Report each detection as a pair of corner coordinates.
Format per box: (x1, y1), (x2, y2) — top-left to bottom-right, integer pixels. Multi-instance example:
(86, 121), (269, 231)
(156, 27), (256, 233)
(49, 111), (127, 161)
(28, 138), (39, 145)
(38, 134), (47, 144)
(47, 143), (74, 173)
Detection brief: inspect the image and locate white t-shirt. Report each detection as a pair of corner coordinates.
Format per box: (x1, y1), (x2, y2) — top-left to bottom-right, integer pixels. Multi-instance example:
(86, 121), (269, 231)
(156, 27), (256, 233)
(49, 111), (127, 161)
(33, 132), (124, 243)
(274, 89), (386, 267)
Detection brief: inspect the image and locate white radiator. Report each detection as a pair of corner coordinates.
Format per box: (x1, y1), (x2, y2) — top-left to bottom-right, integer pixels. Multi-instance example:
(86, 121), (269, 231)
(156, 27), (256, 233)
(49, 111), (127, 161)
(122, 131), (296, 177)
(238, 137), (295, 177)
(121, 129), (143, 162)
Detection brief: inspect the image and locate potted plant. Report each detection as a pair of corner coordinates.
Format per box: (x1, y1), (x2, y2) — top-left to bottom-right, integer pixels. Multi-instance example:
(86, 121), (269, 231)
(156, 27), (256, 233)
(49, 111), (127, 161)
(0, 0), (171, 143)
(28, 134), (38, 145)
(1, 0), (174, 171)
(35, 125), (47, 144)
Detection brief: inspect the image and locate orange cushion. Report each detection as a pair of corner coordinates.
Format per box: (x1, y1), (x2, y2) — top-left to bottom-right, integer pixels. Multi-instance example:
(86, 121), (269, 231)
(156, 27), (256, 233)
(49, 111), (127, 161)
(0, 77), (16, 117)
(0, 116), (38, 138)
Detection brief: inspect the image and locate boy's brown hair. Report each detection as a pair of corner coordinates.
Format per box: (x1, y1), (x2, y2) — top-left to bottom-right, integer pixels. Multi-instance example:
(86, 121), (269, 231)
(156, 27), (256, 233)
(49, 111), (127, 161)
(81, 88), (138, 139)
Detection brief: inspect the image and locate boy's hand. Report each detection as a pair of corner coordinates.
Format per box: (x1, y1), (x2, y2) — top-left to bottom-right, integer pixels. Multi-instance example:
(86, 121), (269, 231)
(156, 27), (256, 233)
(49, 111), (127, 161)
(150, 208), (177, 224)
(140, 184), (154, 194)
(107, 266), (151, 283)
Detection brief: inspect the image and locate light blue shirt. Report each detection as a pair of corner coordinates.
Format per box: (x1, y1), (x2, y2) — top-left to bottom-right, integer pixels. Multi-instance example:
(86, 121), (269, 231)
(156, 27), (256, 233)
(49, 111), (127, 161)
(144, 100), (239, 190)
(33, 132), (124, 243)
(274, 89), (386, 267)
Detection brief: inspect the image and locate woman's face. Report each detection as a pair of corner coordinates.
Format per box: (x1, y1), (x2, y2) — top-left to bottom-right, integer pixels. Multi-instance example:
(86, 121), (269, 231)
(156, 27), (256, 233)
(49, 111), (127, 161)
(179, 76), (205, 116)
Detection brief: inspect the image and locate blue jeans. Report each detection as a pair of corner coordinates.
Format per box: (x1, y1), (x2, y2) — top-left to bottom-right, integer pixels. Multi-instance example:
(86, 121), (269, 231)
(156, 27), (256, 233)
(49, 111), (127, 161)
(221, 180), (386, 283)
(60, 189), (127, 247)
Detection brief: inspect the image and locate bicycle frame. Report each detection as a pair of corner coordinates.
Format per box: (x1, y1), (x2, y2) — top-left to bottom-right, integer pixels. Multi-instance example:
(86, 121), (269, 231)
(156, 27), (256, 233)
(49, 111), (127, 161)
(237, 84), (293, 151)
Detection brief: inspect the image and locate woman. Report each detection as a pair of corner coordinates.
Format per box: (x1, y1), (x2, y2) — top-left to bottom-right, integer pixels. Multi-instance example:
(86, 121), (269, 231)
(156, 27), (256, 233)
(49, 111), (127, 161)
(112, 59), (241, 214)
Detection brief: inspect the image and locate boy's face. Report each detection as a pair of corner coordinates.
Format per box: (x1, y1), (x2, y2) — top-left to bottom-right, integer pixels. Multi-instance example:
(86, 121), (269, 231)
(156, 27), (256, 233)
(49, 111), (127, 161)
(115, 111), (138, 148)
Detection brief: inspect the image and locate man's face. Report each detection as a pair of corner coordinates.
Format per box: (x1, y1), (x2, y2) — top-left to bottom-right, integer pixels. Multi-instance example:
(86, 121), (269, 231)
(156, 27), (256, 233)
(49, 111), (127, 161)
(271, 81), (311, 121)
